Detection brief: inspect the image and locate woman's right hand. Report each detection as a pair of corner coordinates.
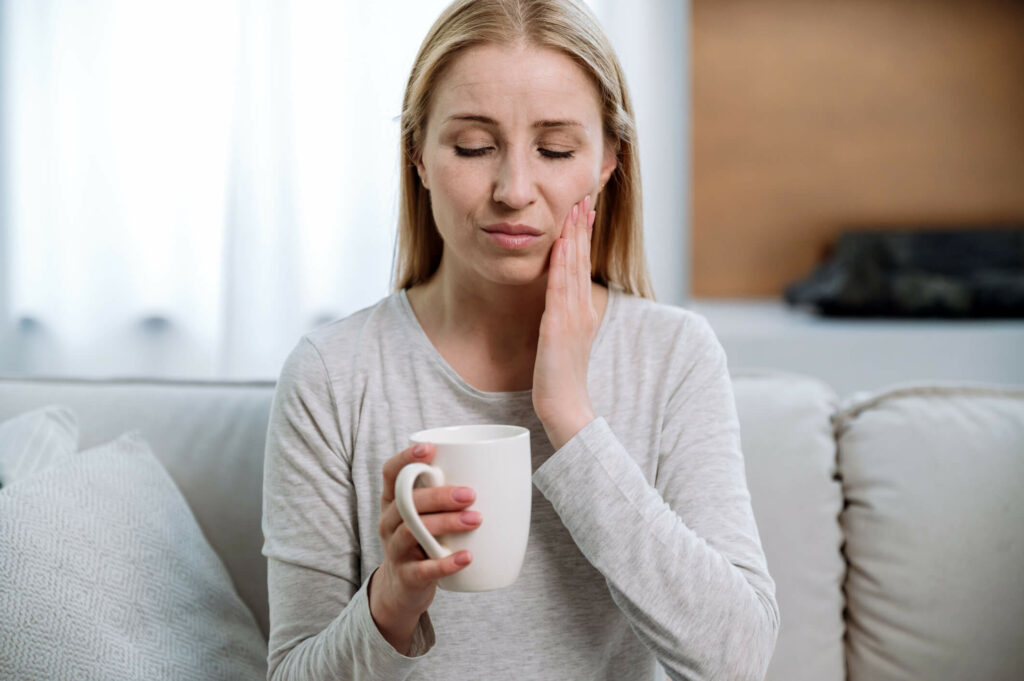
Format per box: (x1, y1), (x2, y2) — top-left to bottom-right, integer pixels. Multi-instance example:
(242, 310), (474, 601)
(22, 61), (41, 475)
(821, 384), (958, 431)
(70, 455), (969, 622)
(369, 442), (481, 652)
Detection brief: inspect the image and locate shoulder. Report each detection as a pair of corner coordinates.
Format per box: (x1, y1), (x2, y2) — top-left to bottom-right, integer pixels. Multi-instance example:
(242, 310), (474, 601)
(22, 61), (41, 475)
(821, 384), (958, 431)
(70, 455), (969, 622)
(600, 288), (728, 397)
(607, 287), (722, 356)
(278, 292), (404, 385)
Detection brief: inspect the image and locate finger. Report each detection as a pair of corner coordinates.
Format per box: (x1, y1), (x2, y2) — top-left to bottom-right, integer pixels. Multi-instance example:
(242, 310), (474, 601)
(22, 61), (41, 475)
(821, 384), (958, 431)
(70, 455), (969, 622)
(580, 194), (592, 262)
(546, 234), (567, 311)
(565, 206), (578, 309)
(380, 443), (434, 511)
(550, 201), (574, 309)
(379, 484), (476, 539)
(385, 510), (482, 564)
(562, 201), (578, 239)
(577, 197), (592, 290)
(403, 550), (474, 585)
(588, 211), (597, 259)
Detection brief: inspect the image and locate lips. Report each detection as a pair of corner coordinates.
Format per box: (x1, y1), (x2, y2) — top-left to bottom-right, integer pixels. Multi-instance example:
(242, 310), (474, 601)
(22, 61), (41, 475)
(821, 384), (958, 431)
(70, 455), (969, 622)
(483, 223), (543, 236)
(484, 231), (541, 250)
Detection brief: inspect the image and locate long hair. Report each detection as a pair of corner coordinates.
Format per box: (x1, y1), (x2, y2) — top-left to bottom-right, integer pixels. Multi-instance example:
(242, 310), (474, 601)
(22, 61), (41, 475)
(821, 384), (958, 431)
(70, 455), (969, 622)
(392, 0), (654, 300)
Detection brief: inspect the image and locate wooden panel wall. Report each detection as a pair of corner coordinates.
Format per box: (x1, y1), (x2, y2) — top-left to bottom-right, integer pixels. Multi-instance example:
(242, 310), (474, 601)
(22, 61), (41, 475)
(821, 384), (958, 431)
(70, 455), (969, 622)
(692, 0), (1024, 297)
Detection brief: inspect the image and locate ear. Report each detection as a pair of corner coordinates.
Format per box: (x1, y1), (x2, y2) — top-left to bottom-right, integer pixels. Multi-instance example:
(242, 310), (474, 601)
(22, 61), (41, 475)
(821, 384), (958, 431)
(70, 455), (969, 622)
(598, 140), (618, 191)
(414, 152), (430, 191)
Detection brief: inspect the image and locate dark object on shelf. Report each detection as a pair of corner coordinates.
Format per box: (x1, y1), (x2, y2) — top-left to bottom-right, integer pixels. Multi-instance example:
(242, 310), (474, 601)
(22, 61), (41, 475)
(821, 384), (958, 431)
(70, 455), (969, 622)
(784, 226), (1024, 318)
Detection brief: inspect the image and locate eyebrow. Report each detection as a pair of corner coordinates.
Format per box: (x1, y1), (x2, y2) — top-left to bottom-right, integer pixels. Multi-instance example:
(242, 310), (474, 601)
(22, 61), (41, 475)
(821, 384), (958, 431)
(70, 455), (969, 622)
(444, 114), (583, 129)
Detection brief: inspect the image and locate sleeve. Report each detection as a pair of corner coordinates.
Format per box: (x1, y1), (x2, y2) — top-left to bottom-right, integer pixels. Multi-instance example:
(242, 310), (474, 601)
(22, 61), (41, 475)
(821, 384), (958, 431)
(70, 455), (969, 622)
(261, 337), (435, 681)
(531, 314), (780, 681)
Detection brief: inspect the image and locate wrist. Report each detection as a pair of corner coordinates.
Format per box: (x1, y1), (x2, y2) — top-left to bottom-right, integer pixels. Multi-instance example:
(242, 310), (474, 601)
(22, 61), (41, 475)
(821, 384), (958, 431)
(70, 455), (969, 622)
(544, 407), (596, 451)
(368, 567), (418, 655)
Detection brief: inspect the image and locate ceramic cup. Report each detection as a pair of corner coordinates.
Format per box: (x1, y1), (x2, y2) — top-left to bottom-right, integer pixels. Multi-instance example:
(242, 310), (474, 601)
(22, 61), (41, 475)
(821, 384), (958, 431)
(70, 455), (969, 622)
(395, 424), (532, 592)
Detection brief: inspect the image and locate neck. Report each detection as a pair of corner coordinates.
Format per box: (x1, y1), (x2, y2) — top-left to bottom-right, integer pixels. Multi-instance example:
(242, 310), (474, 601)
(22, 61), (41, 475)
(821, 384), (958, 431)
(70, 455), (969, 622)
(414, 260), (547, 360)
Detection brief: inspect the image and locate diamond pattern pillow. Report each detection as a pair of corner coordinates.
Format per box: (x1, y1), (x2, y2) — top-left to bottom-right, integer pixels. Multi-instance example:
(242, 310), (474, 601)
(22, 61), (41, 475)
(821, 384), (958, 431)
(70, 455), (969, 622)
(0, 430), (267, 680)
(0, 405), (78, 488)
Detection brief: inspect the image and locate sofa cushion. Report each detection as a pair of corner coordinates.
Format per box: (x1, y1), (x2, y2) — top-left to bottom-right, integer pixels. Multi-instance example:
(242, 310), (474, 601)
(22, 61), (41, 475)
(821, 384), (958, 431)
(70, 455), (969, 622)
(0, 429), (267, 680)
(731, 369), (845, 681)
(0, 405), (78, 487)
(0, 377), (274, 637)
(835, 383), (1024, 681)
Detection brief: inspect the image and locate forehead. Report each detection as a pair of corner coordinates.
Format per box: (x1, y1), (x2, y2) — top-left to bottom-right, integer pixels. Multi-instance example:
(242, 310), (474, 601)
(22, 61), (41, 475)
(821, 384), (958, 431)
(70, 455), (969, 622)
(428, 42), (603, 128)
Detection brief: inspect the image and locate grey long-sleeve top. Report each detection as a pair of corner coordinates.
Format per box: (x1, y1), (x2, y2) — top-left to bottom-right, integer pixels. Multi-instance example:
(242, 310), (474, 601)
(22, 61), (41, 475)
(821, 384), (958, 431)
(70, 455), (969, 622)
(261, 285), (779, 681)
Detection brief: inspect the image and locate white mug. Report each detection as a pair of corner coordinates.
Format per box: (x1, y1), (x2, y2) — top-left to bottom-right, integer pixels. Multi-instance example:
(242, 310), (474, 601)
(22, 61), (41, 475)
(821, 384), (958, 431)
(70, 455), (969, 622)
(395, 424), (532, 592)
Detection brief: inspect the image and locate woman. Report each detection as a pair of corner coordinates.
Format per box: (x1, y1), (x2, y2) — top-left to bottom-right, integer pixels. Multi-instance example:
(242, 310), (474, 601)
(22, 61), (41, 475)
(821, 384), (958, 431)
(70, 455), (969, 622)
(262, 1), (779, 679)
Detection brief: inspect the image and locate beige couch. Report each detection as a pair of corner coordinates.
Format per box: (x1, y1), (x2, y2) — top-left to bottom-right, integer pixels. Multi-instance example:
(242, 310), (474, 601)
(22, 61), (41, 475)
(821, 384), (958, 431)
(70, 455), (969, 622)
(2, 370), (1022, 681)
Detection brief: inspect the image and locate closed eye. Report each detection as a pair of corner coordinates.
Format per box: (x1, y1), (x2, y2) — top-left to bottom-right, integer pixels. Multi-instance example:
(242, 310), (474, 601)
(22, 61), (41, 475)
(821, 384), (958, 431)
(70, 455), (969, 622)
(539, 148), (574, 159)
(454, 146), (493, 157)
(454, 146), (574, 160)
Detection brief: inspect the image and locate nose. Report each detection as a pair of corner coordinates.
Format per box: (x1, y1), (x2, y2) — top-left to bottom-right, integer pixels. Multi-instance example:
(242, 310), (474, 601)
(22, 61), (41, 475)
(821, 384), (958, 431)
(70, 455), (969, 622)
(492, 149), (536, 210)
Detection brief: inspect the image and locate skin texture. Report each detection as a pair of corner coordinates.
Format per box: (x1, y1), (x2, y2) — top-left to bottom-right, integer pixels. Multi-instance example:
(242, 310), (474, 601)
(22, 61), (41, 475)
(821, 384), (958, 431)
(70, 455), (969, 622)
(371, 40), (618, 655)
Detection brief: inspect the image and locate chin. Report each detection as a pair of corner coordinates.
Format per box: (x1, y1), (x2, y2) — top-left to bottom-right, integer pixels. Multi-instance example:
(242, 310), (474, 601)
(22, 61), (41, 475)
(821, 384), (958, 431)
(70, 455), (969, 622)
(480, 258), (548, 287)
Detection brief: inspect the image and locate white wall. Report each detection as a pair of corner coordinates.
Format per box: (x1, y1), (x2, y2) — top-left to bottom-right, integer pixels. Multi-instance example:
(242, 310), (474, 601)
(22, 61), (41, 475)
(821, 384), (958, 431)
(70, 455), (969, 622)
(593, 0), (691, 305)
(692, 299), (1024, 396)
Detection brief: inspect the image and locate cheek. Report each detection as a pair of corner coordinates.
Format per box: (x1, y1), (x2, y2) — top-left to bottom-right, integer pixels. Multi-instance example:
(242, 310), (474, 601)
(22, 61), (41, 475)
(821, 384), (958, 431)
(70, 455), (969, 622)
(544, 159), (602, 209)
(431, 157), (486, 216)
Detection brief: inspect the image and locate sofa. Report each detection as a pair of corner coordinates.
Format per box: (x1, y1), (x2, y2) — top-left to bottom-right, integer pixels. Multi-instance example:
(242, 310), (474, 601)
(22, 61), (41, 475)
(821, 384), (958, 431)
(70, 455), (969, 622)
(1, 369), (1022, 681)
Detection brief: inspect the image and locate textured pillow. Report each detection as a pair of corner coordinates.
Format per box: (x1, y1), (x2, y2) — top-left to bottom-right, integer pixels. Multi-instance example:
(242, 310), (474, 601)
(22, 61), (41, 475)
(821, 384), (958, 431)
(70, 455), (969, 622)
(835, 383), (1024, 681)
(0, 431), (267, 680)
(0, 405), (78, 488)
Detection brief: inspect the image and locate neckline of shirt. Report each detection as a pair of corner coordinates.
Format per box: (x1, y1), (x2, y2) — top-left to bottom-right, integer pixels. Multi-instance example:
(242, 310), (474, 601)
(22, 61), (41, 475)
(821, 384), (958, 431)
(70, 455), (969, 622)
(396, 284), (620, 402)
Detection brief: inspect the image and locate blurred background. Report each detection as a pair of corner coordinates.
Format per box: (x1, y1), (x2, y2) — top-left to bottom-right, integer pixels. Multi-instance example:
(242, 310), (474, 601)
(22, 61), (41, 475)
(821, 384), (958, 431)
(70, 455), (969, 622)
(688, 0), (1024, 393)
(1, 0), (1022, 392)
(0, 0), (688, 380)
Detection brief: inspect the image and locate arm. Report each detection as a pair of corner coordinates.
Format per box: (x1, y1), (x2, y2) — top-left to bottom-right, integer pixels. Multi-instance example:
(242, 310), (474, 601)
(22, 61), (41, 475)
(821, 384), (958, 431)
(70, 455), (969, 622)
(262, 337), (433, 681)
(533, 315), (780, 681)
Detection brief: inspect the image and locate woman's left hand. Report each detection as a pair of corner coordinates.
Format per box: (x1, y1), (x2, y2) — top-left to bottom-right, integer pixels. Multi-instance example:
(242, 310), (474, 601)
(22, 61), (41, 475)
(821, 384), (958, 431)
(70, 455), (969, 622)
(533, 194), (599, 450)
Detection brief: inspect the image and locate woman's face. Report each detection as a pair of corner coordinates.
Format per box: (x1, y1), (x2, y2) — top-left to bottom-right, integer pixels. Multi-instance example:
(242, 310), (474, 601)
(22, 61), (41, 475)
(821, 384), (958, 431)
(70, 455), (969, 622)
(415, 41), (617, 288)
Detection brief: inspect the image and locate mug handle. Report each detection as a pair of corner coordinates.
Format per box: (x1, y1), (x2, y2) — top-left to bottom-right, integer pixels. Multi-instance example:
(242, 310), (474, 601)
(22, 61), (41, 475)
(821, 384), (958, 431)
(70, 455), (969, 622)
(394, 462), (453, 561)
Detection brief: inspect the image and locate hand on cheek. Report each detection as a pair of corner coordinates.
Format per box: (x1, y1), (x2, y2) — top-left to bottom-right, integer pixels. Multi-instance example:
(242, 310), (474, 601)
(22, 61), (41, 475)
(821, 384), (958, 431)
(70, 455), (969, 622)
(532, 194), (599, 451)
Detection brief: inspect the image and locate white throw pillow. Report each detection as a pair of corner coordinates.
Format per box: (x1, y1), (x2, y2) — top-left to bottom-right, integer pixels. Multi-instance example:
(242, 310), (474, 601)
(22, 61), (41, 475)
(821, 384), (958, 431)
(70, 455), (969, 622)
(732, 370), (845, 681)
(0, 405), (78, 487)
(835, 383), (1024, 681)
(0, 430), (267, 681)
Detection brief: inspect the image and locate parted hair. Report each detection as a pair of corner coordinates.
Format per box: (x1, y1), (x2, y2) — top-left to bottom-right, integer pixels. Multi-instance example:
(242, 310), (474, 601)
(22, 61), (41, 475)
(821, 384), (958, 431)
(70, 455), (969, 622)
(391, 0), (655, 299)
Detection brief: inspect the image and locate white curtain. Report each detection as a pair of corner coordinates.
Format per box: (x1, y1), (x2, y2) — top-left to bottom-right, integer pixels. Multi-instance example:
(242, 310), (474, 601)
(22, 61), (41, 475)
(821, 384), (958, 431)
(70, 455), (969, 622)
(0, 0), (688, 380)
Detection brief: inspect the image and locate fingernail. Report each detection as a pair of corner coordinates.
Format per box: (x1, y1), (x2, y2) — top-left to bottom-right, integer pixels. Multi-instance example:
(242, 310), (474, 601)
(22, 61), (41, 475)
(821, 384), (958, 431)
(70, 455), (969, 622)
(585, 194), (591, 212)
(461, 510), (481, 525)
(588, 210), (596, 228)
(453, 487), (474, 502)
(455, 552), (472, 566)
(413, 444), (426, 458)
(571, 204), (579, 222)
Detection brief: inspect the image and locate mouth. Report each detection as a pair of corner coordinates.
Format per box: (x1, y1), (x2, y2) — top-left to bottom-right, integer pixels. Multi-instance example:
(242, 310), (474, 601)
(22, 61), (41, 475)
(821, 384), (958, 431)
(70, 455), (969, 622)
(481, 223), (544, 251)
(483, 230), (541, 250)
(483, 223), (543, 236)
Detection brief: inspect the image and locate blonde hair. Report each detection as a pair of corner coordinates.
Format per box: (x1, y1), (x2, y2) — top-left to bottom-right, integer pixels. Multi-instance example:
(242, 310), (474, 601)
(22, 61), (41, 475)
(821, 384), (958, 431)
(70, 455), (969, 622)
(392, 0), (654, 300)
